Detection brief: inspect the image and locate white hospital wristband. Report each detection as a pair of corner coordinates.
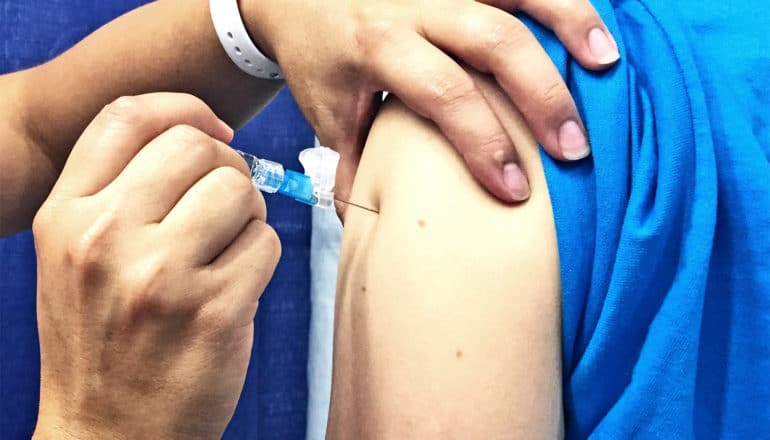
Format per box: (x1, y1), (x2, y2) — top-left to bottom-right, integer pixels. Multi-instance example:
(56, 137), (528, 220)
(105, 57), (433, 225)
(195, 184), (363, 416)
(210, 0), (284, 80)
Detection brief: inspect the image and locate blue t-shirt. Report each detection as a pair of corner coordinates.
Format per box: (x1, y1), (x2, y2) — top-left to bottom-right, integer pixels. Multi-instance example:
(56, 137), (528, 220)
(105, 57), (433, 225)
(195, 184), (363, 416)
(533, 0), (770, 437)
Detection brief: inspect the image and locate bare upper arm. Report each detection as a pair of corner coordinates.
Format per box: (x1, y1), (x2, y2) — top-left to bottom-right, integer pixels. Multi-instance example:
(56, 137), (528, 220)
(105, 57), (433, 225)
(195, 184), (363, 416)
(328, 72), (563, 438)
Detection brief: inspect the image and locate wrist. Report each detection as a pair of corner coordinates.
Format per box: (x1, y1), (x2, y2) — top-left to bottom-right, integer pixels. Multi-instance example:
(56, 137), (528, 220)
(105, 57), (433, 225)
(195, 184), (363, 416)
(33, 417), (122, 440)
(34, 396), (128, 440)
(237, 0), (279, 62)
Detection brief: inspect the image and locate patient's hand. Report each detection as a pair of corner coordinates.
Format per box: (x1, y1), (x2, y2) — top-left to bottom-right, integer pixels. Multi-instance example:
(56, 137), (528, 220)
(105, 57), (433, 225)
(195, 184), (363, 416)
(242, 0), (619, 213)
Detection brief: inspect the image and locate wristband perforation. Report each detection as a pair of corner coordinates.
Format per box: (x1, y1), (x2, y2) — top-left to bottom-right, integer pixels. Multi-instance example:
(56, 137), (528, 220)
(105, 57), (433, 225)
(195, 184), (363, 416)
(210, 0), (283, 80)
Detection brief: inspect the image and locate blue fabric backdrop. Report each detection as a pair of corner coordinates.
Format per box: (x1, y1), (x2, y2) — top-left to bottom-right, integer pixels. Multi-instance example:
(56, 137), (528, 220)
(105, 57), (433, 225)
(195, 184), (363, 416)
(0, 1), (314, 438)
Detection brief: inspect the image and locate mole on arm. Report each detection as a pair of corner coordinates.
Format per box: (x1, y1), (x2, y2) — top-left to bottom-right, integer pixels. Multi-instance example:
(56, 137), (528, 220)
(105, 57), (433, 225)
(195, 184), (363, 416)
(417, 219), (426, 228)
(455, 350), (463, 359)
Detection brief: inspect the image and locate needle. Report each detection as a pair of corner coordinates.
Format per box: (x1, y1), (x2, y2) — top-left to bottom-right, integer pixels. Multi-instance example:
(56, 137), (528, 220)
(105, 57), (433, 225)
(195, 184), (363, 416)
(334, 198), (380, 214)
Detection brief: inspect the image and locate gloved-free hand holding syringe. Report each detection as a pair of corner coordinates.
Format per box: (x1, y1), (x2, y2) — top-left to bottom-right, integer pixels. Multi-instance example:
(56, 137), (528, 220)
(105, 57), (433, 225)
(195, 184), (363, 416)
(237, 147), (339, 208)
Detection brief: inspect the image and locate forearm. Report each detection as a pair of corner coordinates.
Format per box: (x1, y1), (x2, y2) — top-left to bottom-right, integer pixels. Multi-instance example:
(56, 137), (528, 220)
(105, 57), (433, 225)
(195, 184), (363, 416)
(23, 0), (283, 137)
(1, 0), (282, 235)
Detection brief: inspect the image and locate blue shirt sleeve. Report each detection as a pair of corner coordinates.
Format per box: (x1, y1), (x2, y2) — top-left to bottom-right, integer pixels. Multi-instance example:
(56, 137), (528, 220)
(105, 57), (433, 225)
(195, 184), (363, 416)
(528, 1), (770, 437)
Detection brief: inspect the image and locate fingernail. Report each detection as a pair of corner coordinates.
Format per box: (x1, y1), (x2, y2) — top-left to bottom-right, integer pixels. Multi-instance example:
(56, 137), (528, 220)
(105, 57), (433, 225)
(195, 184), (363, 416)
(558, 120), (590, 160)
(588, 28), (619, 65)
(503, 162), (530, 201)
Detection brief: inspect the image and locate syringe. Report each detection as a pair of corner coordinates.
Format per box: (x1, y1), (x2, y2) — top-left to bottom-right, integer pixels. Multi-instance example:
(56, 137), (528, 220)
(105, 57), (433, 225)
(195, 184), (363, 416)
(236, 147), (339, 208)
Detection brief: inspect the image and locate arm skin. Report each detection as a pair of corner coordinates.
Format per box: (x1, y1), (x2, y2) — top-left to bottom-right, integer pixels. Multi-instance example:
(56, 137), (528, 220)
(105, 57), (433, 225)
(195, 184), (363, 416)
(0, 0), (282, 236)
(328, 71), (563, 438)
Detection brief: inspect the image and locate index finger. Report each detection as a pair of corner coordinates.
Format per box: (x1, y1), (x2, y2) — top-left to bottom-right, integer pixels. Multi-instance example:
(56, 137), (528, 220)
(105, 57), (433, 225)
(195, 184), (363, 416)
(52, 93), (234, 198)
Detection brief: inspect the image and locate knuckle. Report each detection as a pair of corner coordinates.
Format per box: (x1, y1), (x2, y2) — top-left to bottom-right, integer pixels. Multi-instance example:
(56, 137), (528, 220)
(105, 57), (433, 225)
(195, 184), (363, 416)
(163, 125), (219, 162)
(352, 9), (400, 60)
(101, 96), (145, 126)
(174, 93), (218, 120)
(166, 124), (211, 147)
(185, 139), (217, 165)
(213, 166), (254, 195)
(64, 210), (120, 279)
(469, 132), (513, 158)
(478, 18), (529, 54)
(538, 79), (572, 109)
(175, 132), (218, 164)
(175, 92), (207, 109)
(124, 257), (175, 319)
(427, 75), (477, 113)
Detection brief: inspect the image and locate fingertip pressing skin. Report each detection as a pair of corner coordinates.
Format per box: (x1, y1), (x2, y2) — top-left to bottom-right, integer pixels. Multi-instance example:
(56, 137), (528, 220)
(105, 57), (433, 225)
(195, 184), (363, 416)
(503, 162), (531, 200)
(481, 159), (532, 202)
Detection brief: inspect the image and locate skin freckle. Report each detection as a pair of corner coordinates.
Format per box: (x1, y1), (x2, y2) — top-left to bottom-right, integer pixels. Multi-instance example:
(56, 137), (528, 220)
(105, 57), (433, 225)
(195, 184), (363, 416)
(456, 350), (463, 359)
(361, 285), (367, 292)
(417, 219), (425, 228)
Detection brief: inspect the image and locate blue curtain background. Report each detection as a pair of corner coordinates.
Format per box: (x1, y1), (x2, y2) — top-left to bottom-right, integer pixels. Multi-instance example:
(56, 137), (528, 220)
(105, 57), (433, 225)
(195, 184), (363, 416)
(0, 1), (314, 438)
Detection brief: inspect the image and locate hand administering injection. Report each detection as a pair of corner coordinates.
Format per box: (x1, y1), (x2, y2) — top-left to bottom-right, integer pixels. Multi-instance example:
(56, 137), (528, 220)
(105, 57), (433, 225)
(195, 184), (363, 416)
(32, 93), (280, 439)
(239, 0), (619, 216)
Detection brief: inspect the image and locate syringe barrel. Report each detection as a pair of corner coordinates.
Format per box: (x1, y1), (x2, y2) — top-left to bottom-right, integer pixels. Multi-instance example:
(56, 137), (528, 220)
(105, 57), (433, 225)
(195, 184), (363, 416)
(237, 148), (334, 208)
(252, 159), (284, 193)
(248, 155), (318, 205)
